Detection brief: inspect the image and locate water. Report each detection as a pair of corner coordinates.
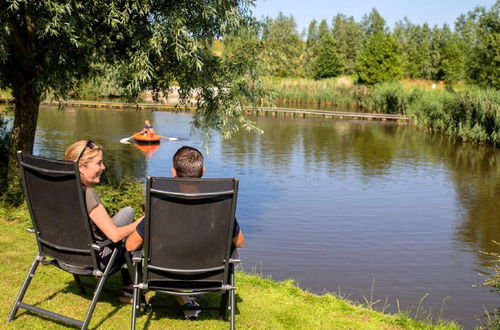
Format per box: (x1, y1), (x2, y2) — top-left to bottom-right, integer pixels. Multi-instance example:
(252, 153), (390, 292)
(11, 106), (500, 328)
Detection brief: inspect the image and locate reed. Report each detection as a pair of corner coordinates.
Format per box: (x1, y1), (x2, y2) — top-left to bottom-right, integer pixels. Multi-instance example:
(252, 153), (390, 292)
(476, 241), (500, 328)
(264, 77), (500, 145)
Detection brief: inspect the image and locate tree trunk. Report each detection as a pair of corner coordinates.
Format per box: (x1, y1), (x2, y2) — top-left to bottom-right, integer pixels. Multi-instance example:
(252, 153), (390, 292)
(6, 4), (40, 182)
(7, 82), (40, 180)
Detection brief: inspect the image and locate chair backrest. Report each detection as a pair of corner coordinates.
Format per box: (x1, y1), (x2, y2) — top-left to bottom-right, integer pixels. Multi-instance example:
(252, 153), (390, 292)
(17, 152), (99, 268)
(143, 177), (239, 284)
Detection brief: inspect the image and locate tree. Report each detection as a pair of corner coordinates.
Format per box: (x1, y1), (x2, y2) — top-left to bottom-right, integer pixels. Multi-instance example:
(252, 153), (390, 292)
(312, 31), (342, 79)
(360, 8), (387, 38)
(332, 14), (363, 76)
(303, 19), (319, 77)
(260, 13), (304, 77)
(356, 33), (402, 85)
(393, 20), (437, 80)
(435, 24), (466, 82)
(317, 19), (330, 40)
(466, 1), (500, 89)
(0, 0), (261, 194)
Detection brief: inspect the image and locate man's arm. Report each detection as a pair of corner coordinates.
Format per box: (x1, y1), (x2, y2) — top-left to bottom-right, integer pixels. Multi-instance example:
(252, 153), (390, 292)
(232, 231), (245, 248)
(126, 229), (143, 251)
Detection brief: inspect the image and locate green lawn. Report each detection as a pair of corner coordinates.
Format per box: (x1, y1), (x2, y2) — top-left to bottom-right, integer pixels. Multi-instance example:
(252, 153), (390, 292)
(0, 215), (460, 329)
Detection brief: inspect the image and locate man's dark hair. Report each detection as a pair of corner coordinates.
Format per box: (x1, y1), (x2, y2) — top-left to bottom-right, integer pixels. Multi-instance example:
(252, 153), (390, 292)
(173, 146), (204, 178)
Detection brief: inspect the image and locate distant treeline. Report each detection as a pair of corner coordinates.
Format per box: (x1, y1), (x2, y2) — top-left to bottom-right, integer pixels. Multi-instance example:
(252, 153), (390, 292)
(222, 2), (499, 89)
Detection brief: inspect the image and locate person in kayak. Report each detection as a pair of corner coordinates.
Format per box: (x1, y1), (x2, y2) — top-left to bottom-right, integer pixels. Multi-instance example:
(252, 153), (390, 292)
(140, 120), (157, 136)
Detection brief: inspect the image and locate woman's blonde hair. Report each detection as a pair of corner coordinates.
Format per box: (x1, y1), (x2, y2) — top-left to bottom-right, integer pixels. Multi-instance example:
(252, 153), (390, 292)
(64, 140), (103, 165)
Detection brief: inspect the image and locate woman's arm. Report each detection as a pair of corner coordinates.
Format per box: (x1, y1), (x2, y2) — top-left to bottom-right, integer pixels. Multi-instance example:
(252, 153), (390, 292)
(89, 204), (138, 242)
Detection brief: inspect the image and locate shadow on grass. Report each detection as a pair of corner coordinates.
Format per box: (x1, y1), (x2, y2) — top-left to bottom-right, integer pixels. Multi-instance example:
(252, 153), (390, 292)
(137, 291), (244, 326)
(11, 269), (128, 328)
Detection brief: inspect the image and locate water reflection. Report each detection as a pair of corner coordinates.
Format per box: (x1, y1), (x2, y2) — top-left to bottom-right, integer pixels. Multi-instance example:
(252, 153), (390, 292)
(133, 143), (160, 159)
(221, 116), (500, 270)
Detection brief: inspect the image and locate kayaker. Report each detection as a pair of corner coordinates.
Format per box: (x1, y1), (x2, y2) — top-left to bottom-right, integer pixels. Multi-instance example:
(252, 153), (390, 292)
(140, 120), (156, 136)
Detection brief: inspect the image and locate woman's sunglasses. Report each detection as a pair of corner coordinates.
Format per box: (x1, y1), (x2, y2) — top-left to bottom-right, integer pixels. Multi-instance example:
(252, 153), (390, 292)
(76, 140), (94, 163)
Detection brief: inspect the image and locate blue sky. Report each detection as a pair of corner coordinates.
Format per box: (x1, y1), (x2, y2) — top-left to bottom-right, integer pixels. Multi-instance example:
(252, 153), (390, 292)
(252, 0), (497, 33)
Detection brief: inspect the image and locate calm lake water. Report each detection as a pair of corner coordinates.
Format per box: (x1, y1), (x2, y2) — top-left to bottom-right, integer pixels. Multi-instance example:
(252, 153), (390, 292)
(8, 105), (500, 328)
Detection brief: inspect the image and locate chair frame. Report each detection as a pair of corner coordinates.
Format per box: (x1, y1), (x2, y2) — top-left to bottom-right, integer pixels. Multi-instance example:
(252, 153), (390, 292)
(132, 177), (240, 329)
(8, 152), (126, 329)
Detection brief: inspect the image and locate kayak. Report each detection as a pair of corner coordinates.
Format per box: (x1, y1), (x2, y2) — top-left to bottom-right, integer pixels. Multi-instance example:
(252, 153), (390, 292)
(132, 132), (160, 144)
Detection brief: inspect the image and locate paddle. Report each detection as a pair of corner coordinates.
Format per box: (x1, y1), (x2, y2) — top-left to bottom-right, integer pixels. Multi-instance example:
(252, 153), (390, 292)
(119, 135), (134, 144)
(159, 135), (179, 141)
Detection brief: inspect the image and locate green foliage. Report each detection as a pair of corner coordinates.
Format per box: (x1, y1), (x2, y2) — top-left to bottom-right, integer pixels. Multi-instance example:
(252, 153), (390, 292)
(93, 178), (145, 219)
(262, 76), (360, 107)
(332, 14), (364, 76)
(74, 64), (126, 100)
(402, 87), (500, 144)
(360, 8), (387, 37)
(260, 13), (304, 77)
(312, 32), (342, 79)
(466, 1), (500, 89)
(303, 19), (319, 77)
(393, 20), (435, 80)
(356, 33), (402, 85)
(437, 26), (466, 82)
(477, 241), (500, 328)
(368, 82), (407, 114)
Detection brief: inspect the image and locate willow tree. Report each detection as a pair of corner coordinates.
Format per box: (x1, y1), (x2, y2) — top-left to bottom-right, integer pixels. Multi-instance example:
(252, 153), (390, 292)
(0, 0), (261, 190)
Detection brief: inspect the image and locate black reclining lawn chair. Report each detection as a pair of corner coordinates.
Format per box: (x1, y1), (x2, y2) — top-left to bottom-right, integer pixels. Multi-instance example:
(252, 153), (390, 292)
(132, 177), (240, 329)
(8, 152), (129, 329)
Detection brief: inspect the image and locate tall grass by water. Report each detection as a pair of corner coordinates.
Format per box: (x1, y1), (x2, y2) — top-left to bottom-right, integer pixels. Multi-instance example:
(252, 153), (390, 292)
(263, 77), (500, 145)
(478, 241), (500, 328)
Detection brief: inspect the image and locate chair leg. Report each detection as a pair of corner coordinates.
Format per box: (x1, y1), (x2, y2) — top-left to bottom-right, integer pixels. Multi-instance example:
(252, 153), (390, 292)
(81, 248), (119, 330)
(8, 254), (42, 322)
(229, 271), (235, 330)
(124, 251), (135, 283)
(131, 258), (141, 330)
(132, 287), (141, 330)
(219, 291), (229, 320)
(73, 274), (87, 295)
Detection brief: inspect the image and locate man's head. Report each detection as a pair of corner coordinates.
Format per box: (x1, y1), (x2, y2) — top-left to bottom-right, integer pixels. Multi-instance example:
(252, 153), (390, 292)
(172, 146), (205, 178)
(144, 120), (151, 126)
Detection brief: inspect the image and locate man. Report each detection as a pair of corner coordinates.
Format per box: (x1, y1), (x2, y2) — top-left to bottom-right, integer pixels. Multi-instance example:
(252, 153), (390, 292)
(126, 146), (244, 319)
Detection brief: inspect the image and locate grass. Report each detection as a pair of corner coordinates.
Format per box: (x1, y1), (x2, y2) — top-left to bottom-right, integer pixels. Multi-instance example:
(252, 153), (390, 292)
(476, 241), (500, 328)
(0, 198), (460, 329)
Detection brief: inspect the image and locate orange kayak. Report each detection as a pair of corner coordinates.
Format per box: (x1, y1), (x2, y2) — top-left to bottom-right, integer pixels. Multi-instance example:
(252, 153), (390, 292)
(133, 132), (160, 144)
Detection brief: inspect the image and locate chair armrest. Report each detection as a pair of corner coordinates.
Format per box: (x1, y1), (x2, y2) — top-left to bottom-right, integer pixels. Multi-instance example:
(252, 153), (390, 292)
(229, 258), (241, 264)
(90, 239), (114, 251)
(26, 227), (35, 233)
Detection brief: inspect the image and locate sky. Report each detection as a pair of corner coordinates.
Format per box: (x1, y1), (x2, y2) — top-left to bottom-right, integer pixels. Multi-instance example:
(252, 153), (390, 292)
(252, 0), (497, 33)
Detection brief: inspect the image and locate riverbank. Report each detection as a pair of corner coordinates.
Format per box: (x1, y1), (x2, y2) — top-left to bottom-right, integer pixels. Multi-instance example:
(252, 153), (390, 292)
(0, 204), (460, 329)
(263, 77), (500, 146)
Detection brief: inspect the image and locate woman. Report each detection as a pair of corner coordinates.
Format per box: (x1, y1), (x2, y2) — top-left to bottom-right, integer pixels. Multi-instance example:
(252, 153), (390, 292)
(64, 140), (140, 301)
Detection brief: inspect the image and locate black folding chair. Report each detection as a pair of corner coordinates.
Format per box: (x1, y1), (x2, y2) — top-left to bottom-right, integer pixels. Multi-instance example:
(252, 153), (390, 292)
(8, 152), (128, 329)
(132, 177), (240, 329)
